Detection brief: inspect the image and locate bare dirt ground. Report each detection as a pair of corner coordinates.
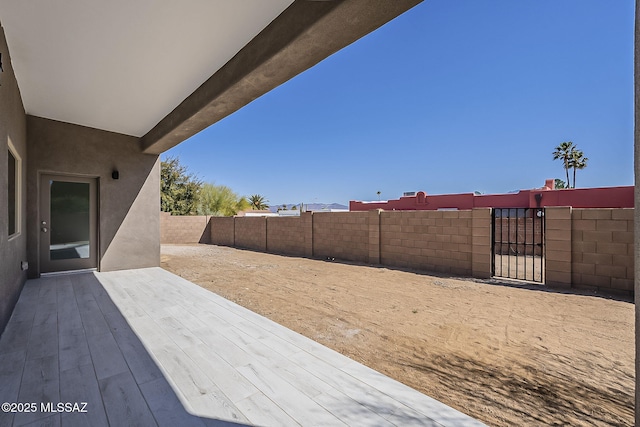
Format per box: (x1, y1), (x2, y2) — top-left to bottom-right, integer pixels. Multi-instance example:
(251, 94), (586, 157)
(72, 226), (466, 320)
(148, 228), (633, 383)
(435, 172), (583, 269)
(161, 244), (634, 426)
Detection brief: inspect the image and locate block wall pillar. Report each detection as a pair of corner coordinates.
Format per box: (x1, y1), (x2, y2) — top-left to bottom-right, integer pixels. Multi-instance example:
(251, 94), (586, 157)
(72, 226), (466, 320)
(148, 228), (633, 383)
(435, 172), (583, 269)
(301, 211), (313, 257)
(368, 209), (382, 264)
(545, 206), (572, 288)
(471, 208), (492, 278)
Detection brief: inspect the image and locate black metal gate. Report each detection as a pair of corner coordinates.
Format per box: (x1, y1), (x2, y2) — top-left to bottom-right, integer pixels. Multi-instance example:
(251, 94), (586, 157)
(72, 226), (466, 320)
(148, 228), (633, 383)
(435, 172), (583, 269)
(492, 208), (544, 283)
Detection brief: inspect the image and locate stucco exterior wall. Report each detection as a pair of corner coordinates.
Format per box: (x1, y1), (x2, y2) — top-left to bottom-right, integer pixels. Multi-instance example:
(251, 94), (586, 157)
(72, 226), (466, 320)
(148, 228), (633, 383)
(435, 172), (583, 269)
(0, 23), (27, 333)
(351, 185), (634, 211)
(634, 3), (639, 421)
(26, 116), (160, 275)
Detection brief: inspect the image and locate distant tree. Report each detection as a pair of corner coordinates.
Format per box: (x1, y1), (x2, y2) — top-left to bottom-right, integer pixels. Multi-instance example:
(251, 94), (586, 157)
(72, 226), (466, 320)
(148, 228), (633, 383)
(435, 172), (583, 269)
(552, 141), (575, 188)
(376, 191), (381, 201)
(554, 179), (567, 189)
(161, 156), (202, 215)
(197, 183), (249, 216)
(291, 205), (298, 211)
(237, 197), (251, 213)
(569, 149), (588, 188)
(249, 194), (269, 210)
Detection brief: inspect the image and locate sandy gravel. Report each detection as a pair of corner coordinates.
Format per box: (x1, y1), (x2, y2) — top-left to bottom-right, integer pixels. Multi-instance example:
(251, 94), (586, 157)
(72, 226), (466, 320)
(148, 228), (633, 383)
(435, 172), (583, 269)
(161, 243), (634, 426)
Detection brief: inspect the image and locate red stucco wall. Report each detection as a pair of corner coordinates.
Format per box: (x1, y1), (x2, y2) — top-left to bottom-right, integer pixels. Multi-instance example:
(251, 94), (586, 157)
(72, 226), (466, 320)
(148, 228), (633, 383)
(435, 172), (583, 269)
(350, 186), (633, 211)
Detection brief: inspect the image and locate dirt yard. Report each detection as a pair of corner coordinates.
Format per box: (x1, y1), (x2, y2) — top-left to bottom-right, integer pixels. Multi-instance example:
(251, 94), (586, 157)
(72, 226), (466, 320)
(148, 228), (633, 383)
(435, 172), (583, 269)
(161, 244), (634, 426)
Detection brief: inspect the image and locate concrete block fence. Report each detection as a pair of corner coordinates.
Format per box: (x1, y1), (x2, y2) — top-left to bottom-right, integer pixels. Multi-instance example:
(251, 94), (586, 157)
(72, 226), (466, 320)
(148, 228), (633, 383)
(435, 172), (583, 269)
(209, 209), (493, 278)
(160, 212), (211, 244)
(161, 207), (634, 296)
(546, 207), (634, 295)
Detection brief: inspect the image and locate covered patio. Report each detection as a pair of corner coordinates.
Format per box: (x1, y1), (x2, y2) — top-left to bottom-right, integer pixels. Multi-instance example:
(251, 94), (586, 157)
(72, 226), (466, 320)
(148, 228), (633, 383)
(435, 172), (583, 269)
(0, 267), (484, 426)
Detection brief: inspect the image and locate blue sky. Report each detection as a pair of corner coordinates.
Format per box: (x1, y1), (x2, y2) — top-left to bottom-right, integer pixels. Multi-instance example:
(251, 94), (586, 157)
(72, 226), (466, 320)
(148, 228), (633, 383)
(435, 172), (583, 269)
(165, 0), (634, 206)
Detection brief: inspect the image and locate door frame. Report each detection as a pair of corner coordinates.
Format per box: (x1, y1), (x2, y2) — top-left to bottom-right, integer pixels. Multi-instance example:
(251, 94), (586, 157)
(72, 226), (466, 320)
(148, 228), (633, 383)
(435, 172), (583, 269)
(491, 207), (545, 283)
(39, 173), (99, 274)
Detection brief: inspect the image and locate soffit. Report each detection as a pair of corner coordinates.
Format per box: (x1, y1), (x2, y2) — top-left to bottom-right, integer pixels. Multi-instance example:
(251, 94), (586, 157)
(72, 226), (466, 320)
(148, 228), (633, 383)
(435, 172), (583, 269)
(0, 0), (293, 137)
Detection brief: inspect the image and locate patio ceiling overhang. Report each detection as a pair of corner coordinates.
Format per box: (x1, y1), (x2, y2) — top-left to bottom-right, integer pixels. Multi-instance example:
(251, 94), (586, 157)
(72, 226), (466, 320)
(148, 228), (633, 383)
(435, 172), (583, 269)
(0, 0), (422, 155)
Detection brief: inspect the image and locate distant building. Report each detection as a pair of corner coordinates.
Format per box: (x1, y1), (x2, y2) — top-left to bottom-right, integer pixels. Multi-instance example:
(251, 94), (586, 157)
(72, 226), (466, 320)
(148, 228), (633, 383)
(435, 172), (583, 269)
(350, 179), (633, 211)
(307, 208), (349, 213)
(236, 210), (278, 217)
(276, 210), (301, 217)
(236, 209), (303, 217)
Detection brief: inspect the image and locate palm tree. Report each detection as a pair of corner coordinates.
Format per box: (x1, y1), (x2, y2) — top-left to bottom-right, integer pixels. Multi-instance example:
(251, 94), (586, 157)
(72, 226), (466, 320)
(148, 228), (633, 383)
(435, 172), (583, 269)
(552, 141), (575, 188)
(376, 191), (381, 201)
(248, 194), (269, 210)
(569, 149), (588, 188)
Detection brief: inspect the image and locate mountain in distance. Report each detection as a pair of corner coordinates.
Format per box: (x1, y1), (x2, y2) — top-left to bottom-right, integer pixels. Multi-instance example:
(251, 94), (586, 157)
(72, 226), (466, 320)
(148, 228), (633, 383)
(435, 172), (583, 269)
(268, 203), (348, 213)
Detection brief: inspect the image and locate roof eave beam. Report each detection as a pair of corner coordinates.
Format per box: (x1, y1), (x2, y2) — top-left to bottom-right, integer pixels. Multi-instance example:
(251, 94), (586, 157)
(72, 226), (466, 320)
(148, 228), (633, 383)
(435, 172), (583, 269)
(140, 0), (422, 154)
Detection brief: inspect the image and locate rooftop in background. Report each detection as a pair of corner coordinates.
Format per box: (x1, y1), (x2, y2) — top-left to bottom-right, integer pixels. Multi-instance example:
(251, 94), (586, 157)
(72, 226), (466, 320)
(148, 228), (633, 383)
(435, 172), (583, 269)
(237, 210), (278, 217)
(350, 179), (634, 211)
(268, 203), (349, 214)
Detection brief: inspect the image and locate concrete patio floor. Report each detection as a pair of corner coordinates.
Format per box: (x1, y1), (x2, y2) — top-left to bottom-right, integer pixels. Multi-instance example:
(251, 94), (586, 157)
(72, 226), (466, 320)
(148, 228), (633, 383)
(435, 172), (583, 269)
(0, 267), (484, 426)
